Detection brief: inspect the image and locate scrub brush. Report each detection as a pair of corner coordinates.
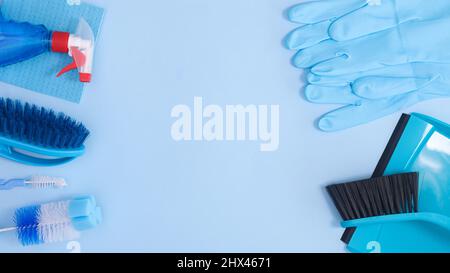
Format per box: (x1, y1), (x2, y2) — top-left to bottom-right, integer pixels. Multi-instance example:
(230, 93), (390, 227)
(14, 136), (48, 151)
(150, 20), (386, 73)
(0, 176), (67, 190)
(0, 196), (102, 246)
(0, 98), (89, 166)
(327, 173), (450, 231)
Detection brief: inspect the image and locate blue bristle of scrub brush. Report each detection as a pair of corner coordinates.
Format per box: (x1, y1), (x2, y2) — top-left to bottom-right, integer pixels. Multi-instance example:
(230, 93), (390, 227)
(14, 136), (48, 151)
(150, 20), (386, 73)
(0, 98), (89, 149)
(14, 205), (42, 246)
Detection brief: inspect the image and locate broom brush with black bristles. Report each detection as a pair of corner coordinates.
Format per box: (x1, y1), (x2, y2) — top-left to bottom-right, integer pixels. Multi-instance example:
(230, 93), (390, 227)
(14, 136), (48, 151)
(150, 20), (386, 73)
(327, 173), (450, 231)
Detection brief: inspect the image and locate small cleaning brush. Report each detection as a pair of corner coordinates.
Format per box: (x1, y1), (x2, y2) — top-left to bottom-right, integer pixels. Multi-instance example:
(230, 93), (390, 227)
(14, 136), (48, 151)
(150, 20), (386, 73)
(326, 173), (450, 232)
(0, 176), (67, 190)
(0, 196), (102, 246)
(327, 173), (419, 226)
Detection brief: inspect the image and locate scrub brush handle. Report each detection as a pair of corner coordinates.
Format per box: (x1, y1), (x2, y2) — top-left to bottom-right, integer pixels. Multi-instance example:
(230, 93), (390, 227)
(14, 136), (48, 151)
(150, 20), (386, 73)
(0, 145), (76, 167)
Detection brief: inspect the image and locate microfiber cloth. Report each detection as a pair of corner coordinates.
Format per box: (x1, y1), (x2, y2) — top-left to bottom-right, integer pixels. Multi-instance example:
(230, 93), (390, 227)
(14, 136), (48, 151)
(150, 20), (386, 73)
(0, 0), (104, 103)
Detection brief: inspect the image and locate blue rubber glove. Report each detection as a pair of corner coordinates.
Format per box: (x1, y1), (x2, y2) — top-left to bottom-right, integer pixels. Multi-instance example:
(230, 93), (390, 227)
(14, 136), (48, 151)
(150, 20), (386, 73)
(304, 63), (450, 131)
(285, 0), (450, 50)
(292, 18), (450, 76)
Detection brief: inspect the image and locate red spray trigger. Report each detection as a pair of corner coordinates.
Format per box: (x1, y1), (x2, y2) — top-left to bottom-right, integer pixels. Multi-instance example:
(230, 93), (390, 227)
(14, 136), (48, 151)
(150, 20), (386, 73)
(56, 47), (87, 81)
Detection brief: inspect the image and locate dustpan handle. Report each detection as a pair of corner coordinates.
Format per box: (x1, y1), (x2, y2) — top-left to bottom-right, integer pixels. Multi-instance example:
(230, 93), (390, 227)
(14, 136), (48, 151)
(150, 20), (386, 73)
(342, 212), (450, 233)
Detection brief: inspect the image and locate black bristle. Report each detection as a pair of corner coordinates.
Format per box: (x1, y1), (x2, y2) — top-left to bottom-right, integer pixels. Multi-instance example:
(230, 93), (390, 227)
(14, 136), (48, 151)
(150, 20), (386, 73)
(339, 184), (356, 220)
(326, 173), (419, 221)
(0, 98), (89, 149)
(393, 175), (403, 213)
(379, 178), (394, 214)
(369, 181), (383, 216)
(344, 183), (360, 219)
(356, 183), (369, 216)
(327, 186), (349, 220)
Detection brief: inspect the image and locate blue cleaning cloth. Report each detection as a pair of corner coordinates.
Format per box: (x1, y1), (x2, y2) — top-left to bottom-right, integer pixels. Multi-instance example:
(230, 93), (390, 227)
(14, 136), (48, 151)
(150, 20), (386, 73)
(0, 0), (104, 103)
(304, 62), (450, 131)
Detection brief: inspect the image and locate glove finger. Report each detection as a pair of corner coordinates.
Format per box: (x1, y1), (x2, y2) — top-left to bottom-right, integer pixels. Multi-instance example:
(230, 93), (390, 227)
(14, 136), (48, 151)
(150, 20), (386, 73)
(305, 85), (360, 104)
(307, 72), (355, 86)
(287, 0), (365, 24)
(311, 27), (408, 76)
(285, 21), (331, 50)
(311, 45), (407, 76)
(329, 2), (398, 41)
(318, 94), (421, 132)
(353, 76), (433, 99)
(310, 55), (354, 75)
(308, 63), (419, 86)
(293, 40), (344, 68)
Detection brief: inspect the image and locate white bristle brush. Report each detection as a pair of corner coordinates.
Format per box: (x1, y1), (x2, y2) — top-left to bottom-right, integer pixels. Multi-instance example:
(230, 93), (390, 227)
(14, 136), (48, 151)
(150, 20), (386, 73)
(0, 176), (67, 190)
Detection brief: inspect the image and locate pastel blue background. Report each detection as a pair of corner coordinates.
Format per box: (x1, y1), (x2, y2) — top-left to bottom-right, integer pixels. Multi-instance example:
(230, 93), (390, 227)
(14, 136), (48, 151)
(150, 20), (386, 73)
(0, 0), (450, 253)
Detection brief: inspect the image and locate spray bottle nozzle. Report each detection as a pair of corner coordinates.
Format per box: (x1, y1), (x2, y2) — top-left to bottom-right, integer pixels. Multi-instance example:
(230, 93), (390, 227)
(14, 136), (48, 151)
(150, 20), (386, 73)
(56, 47), (91, 82)
(51, 18), (95, 83)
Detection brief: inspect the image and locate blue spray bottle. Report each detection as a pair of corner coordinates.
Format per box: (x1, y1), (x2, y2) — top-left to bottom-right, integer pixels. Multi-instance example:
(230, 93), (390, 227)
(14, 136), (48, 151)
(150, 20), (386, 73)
(0, 11), (95, 82)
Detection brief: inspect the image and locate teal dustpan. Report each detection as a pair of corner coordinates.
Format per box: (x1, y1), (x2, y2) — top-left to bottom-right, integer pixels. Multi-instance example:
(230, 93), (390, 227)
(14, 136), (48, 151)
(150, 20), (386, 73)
(344, 113), (450, 253)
